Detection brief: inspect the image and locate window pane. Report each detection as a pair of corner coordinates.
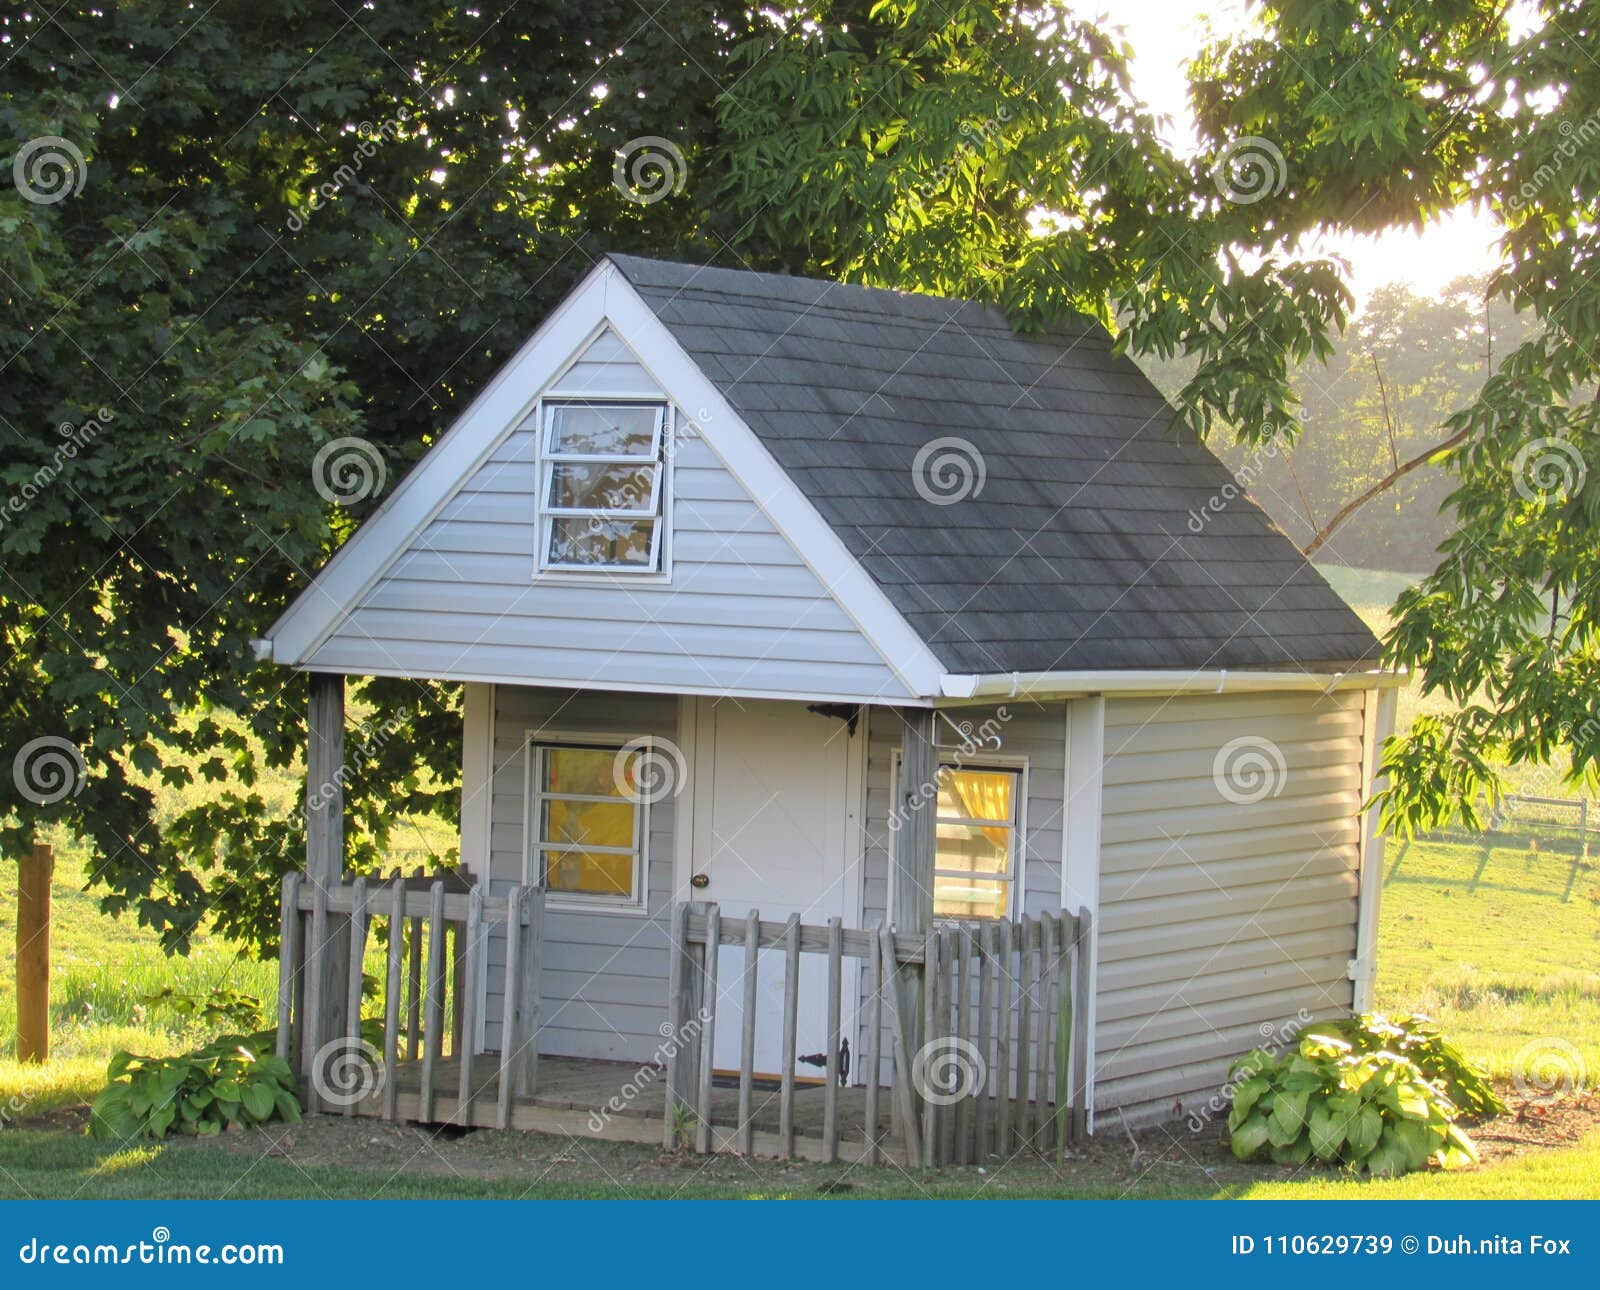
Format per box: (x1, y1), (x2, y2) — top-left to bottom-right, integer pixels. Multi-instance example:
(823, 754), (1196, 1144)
(934, 874), (1009, 920)
(936, 767), (1014, 822)
(542, 798), (635, 849)
(546, 516), (656, 568)
(934, 822), (1009, 874)
(547, 461), (657, 512)
(542, 849), (634, 897)
(548, 404), (659, 457)
(542, 747), (624, 798)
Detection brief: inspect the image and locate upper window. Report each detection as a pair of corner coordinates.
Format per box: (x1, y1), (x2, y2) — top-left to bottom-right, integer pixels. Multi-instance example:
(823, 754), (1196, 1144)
(933, 764), (1020, 921)
(538, 401), (667, 573)
(528, 741), (647, 908)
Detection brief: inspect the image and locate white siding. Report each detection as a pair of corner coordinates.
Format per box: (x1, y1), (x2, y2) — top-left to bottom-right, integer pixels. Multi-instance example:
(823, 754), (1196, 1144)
(479, 685), (678, 1061)
(305, 330), (914, 702)
(1094, 690), (1367, 1126)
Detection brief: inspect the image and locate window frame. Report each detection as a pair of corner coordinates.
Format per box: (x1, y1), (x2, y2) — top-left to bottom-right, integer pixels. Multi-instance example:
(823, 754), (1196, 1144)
(522, 732), (651, 914)
(889, 751), (1027, 925)
(534, 398), (672, 577)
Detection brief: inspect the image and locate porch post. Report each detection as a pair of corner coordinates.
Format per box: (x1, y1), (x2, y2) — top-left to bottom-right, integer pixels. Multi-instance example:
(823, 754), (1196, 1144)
(303, 671), (349, 1091)
(891, 707), (937, 1064)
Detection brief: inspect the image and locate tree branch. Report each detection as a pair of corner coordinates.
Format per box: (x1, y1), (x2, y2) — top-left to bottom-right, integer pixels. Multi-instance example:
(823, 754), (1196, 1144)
(1302, 428), (1469, 558)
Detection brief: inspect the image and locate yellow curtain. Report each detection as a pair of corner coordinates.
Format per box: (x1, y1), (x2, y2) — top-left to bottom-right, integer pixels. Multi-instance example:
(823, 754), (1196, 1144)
(949, 770), (1012, 849)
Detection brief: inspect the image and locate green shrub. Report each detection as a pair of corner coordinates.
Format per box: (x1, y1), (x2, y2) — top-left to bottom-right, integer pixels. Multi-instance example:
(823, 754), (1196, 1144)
(88, 1032), (300, 1141)
(139, 984), (263, 1033)
(1226, 1034), (1479, 1176)
(1307, 1012), (1506, 1119)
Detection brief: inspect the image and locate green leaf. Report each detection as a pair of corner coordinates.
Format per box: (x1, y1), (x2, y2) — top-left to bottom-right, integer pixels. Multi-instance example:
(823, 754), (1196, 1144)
(1229, 1113), (1273, 1160)
(1267, 1088), (1311, 1146)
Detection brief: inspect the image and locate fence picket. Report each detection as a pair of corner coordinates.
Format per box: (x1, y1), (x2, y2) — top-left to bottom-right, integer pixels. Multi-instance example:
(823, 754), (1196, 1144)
(738, 908), (759, 1157)
(694, 903), (720, 1154)
(382, 878), (405, 1122)
(420, 879), (446, 1123)
(779, 912), (800, 1159)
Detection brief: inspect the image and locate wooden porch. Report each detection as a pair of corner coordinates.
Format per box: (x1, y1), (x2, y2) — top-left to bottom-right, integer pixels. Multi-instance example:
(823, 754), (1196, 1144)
(276, 871), (1093, 1167)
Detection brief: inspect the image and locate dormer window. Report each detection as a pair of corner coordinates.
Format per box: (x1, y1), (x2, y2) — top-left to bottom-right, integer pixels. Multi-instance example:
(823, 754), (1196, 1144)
(538, 400), (667, 572)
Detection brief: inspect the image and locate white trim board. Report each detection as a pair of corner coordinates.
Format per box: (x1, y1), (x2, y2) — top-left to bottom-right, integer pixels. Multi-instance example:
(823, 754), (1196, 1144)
(1350, 686), (1398, 1011)
(1061, 696), (1103, 1133)
(266, 258), (946, 700)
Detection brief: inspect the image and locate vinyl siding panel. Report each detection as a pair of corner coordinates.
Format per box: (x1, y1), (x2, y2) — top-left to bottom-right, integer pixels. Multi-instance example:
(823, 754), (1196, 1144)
(1094, 690), (1368, 1126)
(305, 329), (914, 702)
(477, 685), (678, 1062)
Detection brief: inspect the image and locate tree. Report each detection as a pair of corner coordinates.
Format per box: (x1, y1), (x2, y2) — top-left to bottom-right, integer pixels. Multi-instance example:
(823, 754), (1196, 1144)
(1, 0), (747, 950)
(3, 0), (1595, 952)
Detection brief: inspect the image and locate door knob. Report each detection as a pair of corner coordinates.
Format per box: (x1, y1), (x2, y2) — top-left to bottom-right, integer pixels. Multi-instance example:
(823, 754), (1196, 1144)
(690, 873), (710, 889)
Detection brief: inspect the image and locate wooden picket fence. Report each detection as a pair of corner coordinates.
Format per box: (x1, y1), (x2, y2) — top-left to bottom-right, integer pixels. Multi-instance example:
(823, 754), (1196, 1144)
(665, 902), (1093, 1167)
(276, 871), (545, 1127)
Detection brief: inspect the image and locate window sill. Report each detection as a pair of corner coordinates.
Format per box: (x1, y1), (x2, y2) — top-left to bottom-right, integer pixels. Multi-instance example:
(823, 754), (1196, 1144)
(531, 568), (673, 589)
(543, 895), (652, 918)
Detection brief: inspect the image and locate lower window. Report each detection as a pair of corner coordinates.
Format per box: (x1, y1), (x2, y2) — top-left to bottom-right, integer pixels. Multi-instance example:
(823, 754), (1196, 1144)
(933, 764), (1020, 920)
(529, 741), (646, 908)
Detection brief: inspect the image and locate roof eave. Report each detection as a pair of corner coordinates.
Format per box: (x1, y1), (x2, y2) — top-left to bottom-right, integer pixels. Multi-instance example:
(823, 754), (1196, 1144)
(937, 664), (1405, 702)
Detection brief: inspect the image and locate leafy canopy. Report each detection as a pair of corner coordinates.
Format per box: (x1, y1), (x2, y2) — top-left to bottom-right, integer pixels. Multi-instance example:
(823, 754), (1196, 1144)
(3, 0), (1596, 950)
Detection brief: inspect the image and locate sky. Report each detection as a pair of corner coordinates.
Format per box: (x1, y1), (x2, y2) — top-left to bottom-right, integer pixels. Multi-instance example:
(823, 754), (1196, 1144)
(1092, 1), (1505, 306)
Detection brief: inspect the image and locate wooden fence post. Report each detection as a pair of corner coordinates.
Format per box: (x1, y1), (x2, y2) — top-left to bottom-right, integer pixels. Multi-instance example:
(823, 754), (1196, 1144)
(16, 842), (53, 1063)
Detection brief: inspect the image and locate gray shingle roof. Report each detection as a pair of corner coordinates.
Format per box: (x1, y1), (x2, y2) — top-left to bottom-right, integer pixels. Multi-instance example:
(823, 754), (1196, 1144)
(610, 254), (1382, 675)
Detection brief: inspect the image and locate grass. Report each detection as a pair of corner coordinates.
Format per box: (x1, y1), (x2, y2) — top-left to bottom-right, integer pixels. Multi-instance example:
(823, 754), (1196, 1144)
(1, 565), (1595, 1196)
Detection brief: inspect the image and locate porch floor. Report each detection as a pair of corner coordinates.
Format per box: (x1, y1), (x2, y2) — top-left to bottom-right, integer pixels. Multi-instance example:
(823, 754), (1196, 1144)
(365, 1055), (902, 1165)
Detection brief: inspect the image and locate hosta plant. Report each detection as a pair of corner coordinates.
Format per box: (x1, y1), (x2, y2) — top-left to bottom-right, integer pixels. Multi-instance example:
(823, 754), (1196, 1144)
(89, 1033), (300, 1141)
(1226, 1035), (1478, 1176)
(1307, 1012), (1506, 1119)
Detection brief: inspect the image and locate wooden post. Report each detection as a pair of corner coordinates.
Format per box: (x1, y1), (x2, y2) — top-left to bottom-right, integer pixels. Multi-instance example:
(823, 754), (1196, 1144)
(16, 842), (53, 1063)
(878, 928), (923, 1167)
(891, 707), (937, 1103)
(304, 672), (348, 1062)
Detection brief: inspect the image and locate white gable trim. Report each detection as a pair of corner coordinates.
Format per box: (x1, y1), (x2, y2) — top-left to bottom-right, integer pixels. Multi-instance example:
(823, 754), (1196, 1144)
(267, 259), (613, 663)
(267, 258), (946, 699)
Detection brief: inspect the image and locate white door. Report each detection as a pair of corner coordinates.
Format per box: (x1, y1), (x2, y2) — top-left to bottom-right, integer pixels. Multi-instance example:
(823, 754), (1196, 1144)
(690, 698), (861, 1081)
